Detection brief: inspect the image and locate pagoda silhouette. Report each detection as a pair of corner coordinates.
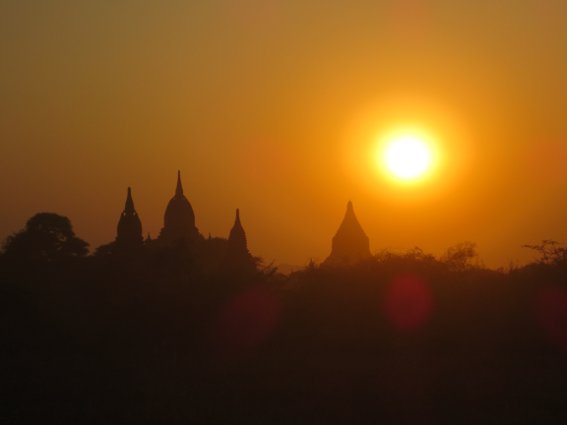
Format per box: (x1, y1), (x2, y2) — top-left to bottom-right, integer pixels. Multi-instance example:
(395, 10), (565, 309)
(115, 187), (143, 251)
(106, 171), (253, 268)
(323, 201), (371, 266)
(110, 173), (370, 269)
(158, 170), (202, 244)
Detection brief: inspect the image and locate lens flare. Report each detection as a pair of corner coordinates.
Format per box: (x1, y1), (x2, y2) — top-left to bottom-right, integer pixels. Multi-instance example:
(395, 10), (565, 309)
(212, 287), (281, 359)
(385, 274), (433, 331)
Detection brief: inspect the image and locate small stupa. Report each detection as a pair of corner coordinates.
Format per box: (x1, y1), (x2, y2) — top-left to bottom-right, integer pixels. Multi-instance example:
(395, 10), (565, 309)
(224, 208), (255, 272)
(115, 187), (143, 249)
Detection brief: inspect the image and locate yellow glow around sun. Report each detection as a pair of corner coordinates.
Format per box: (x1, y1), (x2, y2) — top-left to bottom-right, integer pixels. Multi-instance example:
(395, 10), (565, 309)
(377, 128), (438, 183)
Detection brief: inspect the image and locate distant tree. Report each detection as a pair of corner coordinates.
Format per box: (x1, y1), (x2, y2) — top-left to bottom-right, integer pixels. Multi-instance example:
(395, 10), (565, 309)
(374, 247), (436, 266)
(93, 241), (115, 257)
(1, 213), (88, 263)
(442, 242), (479, 271)
(523, 239), (567, 265)
(404, 247), (436, 262)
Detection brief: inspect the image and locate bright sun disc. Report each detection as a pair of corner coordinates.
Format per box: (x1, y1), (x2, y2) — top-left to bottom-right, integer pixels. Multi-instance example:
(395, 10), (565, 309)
(382, 132), (434, 181)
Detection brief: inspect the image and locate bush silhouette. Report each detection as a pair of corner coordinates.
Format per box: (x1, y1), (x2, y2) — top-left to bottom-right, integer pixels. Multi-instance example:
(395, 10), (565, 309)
(1, 212), (88, 263)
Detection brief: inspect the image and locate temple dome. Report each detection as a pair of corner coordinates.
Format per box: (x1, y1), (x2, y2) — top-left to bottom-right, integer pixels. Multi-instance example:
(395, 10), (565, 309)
(159, 171), (200, 243)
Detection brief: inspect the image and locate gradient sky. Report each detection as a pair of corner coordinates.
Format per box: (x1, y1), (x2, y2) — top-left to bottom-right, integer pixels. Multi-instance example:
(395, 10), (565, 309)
(2, 0), (567, 267)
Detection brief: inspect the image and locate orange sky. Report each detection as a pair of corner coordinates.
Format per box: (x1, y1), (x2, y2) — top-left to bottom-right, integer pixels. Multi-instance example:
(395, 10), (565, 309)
(1, 1), (567, 268)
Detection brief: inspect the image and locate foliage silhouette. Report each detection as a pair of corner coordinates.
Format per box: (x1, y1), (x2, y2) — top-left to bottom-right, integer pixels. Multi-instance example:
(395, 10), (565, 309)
(1, 212), (88, 264)
(523, 239), (567, 265)
(442, 241), (480, 271)
(1, 213), (567, 423)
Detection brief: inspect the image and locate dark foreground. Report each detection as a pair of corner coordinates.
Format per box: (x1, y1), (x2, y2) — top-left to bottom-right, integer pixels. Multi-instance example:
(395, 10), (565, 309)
(2, 255), (567, 424)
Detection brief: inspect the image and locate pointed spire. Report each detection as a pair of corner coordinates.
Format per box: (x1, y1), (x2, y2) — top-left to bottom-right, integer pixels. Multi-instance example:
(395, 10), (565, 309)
(124, 187), (135, 214)
(228, 208), (247, 250)
(230, 208), (244, 235)
(175, 170), (183, 196)
(159, 169), (200, 244)
(116, 186), (143, 250)
(323, 201), (371, 266)
(226, 208), (252, 268)
(343, 200), (358, 224)
(338, 201), (365, 236)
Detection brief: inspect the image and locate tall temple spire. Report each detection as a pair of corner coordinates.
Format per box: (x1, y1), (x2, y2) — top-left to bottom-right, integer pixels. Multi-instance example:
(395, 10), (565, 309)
(116, 186), (143, 250)
(124, 187), (135, 214)
(158, 170), (201, 244)
(228, 208), (248, 253)
(175, 170), (183, 196)
(323, 201), (371, 266)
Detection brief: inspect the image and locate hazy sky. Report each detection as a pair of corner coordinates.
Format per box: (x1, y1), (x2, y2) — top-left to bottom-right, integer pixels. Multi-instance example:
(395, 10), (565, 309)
(2, 0), (567, 267)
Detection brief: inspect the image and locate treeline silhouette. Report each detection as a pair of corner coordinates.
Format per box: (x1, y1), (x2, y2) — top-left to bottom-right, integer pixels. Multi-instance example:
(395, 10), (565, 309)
(1, 213), (567, 424)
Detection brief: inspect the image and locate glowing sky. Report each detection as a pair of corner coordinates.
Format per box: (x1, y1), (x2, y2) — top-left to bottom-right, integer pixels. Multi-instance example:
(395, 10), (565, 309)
(1, 1), (567, 267)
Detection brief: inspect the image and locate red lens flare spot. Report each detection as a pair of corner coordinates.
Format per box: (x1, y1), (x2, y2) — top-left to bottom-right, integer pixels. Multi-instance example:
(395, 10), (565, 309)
(213, 287), (281, 358)
(385, 274), (433, 331)
(536, 287), (567, 351)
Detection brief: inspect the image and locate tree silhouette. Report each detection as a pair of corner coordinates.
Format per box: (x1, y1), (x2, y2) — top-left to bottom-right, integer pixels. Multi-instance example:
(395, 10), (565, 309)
(442, 241), (479, 271)
(1, 212), (88, 263)
(523, 239), (567, 265)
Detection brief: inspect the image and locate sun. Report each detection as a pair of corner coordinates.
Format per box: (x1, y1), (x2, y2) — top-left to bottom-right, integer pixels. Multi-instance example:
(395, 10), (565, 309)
(385, 135), (431, 179)
(378, 129), (437, 182)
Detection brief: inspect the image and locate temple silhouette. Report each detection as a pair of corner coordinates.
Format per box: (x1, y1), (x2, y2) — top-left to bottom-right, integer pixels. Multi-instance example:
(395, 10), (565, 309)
(323, 201), (371, 266)
(158, 171), (202, 244)
(105, 171), (254, 270)
(109, 172), (371, 268)
(115, 187), (143, 251)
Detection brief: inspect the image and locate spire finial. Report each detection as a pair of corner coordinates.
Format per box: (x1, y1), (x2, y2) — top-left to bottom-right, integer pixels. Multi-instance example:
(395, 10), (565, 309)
(125, 187), (135, 213)
(228, 208), (248, 255)
(175, 170), (183, 196)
